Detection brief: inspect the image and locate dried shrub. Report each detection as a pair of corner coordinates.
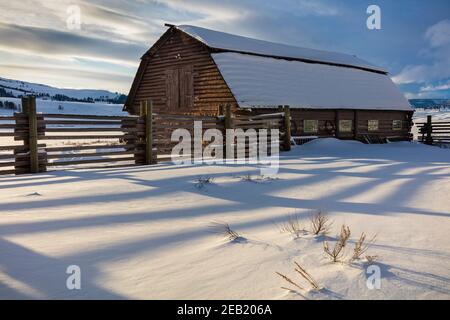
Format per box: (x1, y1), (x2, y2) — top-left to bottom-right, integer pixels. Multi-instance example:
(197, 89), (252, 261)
(323, 225), (351, 262)
(275, 272), (304, 291)
(279, 214), (305, 239)
(209, 221), (241, 241)
(365, 255), (379, 264)
(294, 262), (319, 290)
(310, 210), (332, 235)
(276, 262), (320, 292)
(351, 232), (377, 262)
(195, 176), (214, 189)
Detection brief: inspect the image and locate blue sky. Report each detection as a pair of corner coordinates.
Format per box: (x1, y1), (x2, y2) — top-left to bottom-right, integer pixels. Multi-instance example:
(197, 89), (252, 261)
(0, 0), (449, 98)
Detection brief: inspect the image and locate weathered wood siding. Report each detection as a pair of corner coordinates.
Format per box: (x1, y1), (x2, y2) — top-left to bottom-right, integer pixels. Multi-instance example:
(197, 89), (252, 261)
(129, 29), (236, 116)
(250, 108), (412, 141)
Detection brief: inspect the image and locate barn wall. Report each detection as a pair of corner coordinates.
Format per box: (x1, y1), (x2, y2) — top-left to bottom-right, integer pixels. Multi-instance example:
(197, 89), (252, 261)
(128, 29), (236, 115)
(250, 108), (413, 141)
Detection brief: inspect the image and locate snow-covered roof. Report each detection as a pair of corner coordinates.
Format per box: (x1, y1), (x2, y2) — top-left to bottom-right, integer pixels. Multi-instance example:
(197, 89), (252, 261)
(176, 25), (387, 74)
(212, 53), (412, 111)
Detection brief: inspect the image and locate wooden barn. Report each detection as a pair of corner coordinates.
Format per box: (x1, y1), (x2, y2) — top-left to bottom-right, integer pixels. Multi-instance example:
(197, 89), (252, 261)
(124, 24), (414, 142)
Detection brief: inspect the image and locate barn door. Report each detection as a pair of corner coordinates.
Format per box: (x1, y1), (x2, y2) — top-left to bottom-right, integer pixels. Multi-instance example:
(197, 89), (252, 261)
(165, 66), (194, 111)
(165, 69), (179, 111)
(180, 65), (194, 109)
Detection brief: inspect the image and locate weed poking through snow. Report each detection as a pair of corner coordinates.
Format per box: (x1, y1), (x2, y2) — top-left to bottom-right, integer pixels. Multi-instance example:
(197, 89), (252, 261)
(276, 261), (320, 293)
(239, 174), (278, 183)
(365, 255), (379, 264)
(323, 225), (351, 262)
(310, 210), (333, 235)
(195, 176), (214, 189)
(209, 221), (243, 242)
(351, 232), (377, 262)
(279, 214), (306, 239)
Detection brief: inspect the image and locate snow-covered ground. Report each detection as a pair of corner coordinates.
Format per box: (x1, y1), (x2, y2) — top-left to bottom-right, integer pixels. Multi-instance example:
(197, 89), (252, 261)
(0, 77), (121, 101)
(0, 138), (449, 300)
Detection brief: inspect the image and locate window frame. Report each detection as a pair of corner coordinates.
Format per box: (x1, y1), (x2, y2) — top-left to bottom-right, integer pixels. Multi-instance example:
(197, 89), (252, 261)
(368, 120), (379, 132)
(339, 119), (353, 133)
(303, 119), (319, 133)
(392, 120), (402, 131)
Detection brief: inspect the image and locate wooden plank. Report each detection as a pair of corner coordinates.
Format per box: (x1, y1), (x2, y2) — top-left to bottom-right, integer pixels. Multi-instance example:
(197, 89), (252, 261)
(0, 145), (22, 151)
(43, 120), (123, 125)
(0, 132), (16, 137)
(0, 124), (16, 129)
(0, 161), (16, 168)
(41, 135), (134, 140)
(0, 154), (14, 160)
(0, 169), (16, 175)
(46, 150), (142, 159)
(48, 157), (136, 166)
(45, 127), (129, 132)
(45, 144), (138, 152)
(43, 114), (134, 120)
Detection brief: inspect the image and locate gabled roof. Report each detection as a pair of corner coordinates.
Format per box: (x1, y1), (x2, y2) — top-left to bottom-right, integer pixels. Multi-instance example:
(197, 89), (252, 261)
(176, 25), (387, 74)
(125, 25), (411, 112)
(212, 53), (412, 111)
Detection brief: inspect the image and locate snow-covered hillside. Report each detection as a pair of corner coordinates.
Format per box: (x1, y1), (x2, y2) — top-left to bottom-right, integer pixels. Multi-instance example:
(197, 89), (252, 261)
(0, 97), (125, 116)
(0, 77), (123, 102)
(0, 139), (448, 299)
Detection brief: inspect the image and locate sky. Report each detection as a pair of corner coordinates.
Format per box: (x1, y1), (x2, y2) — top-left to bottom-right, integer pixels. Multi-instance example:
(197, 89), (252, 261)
(0, 0), (449, 98)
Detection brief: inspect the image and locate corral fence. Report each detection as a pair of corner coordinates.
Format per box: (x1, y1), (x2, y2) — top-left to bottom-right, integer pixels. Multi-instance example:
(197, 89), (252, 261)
(416, 115), (450, 146)
(0, 97), (290, 175)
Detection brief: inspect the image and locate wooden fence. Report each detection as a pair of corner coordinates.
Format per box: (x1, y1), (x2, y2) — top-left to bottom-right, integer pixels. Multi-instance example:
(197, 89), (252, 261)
(0, 97), (289, 175)
(416, 115), (450, 145)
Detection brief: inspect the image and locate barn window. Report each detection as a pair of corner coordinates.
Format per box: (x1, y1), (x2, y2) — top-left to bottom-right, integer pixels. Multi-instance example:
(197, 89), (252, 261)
(368, 120), (379, 131)
(304, 120), (318, 133)
(165, 65), (194, 110)
(392, 120), (402, 130)
(339, 120), (352, 132)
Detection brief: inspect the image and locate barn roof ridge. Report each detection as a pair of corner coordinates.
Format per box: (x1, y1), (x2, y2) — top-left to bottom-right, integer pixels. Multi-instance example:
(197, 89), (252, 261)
(174, 24), (388, 75)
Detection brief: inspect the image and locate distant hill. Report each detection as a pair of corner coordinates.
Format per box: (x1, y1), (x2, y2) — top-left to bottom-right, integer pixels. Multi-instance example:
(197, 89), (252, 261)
(409, 99), (450, 109)
(0, 77), (127, 104)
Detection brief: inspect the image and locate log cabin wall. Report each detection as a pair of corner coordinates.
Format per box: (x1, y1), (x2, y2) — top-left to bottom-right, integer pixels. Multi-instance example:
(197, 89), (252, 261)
(249, 108), (412, 141)
(129, 29), (237, 116)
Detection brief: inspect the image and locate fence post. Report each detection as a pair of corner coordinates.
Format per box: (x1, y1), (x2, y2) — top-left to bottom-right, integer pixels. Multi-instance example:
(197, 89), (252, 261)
(224, 104), (232, 160)
(426, 115), (433, 145)
(21, 96), (39, 173)
(283, 106), (291, 151)
(144, 100), (154, 164)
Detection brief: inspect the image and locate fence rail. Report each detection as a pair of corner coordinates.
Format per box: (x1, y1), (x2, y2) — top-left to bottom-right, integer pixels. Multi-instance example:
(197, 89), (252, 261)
(416, 115), (450, 145)
(0, 97), (289, 175)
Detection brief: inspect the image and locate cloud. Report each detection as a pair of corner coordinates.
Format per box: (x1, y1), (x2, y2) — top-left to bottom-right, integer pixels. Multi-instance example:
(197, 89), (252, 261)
(393, 19), (450, 86)
(0, 63), (134, 92)
(420, 81), (450, 92)
(0, 22), (147, 65)
(425, 19), (450, 48)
